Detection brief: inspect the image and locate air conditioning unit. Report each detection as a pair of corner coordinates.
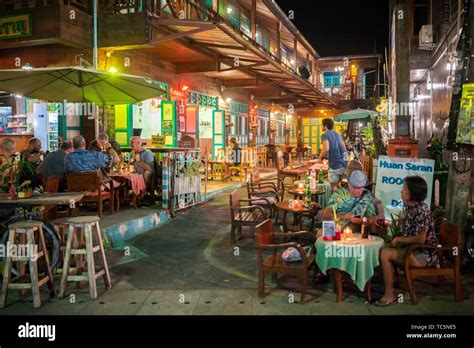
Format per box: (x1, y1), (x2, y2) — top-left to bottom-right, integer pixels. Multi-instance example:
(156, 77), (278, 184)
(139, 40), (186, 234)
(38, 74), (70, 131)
(419, 25), (436, 50)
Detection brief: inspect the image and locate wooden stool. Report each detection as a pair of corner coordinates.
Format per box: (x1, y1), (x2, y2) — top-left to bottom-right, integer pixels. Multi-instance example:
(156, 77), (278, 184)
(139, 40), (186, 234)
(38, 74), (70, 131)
(58, 216), (112, 300)
(1, 221), (56, 309)
(52, 217), (75, 274)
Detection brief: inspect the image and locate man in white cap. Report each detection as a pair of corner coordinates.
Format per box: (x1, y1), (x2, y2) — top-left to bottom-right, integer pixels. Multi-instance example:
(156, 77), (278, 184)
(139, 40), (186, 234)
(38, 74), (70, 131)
(319, 170), (377, 230)
(312, 170), (378, 285)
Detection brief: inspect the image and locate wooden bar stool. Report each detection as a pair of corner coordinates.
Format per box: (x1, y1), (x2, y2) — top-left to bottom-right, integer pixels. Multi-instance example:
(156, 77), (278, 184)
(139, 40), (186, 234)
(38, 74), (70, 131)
(52, 217), (75, 275)
(58, 216), (112, 300)
(1, 221), (56, 309)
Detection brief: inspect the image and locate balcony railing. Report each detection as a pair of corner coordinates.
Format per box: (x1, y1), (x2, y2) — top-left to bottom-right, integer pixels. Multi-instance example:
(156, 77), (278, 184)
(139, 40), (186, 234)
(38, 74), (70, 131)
(324, 83), (380, 101)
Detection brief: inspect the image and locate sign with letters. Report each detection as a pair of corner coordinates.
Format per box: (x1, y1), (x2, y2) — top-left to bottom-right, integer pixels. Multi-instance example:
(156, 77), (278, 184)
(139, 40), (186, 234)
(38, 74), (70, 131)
(152, 135), (166, 148)
(0, 14), (32, 39)
(375, 156), (435, 216)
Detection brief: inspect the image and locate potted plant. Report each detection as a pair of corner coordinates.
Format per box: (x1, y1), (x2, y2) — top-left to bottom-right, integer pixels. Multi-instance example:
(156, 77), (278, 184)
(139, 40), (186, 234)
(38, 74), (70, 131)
(0, 156), (36, 198)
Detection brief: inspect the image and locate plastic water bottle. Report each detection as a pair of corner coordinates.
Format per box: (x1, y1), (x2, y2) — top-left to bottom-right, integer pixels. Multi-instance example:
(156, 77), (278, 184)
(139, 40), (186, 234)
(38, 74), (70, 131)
(310, 169), (317, 190)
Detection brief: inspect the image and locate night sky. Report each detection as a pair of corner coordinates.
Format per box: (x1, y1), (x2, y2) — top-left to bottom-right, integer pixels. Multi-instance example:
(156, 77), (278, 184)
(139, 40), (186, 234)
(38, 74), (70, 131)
(276, 0), (389, 57)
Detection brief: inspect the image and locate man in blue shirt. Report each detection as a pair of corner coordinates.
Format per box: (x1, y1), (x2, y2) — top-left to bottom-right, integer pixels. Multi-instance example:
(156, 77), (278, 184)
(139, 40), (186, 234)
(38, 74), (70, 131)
(314, 118), (348, 192)
(64, 135), (112, 174)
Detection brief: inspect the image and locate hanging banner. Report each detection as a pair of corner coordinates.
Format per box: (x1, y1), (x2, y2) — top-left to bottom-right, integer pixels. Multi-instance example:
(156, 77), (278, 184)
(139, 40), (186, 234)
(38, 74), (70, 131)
(375, 156), (435, 216)
(198, 106), (213, 139)
(161, 100), (176, 147)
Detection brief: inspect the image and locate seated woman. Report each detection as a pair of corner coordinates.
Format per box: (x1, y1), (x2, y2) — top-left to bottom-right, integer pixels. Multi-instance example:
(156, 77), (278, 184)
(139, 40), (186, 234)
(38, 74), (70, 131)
(376, 176), (439, 306)
(229, 138), (241, 165)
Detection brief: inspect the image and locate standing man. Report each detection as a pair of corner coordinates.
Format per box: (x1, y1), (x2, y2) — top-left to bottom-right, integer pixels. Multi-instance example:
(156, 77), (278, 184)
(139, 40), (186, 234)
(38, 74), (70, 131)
(130, 136), (155, 186)
(314, 118), (348, 192)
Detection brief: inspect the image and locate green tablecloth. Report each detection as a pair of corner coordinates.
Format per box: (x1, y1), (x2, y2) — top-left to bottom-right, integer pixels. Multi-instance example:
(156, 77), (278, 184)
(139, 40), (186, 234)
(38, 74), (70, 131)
(315, 235), (384, 291)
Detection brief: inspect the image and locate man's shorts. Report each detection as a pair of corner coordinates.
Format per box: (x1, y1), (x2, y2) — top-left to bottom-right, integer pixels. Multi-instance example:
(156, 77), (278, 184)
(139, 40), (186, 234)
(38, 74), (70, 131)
(328, 167), (346, 185)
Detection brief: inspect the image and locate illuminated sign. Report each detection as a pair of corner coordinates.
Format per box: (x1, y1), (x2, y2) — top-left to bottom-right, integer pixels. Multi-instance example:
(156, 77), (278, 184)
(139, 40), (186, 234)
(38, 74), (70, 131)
(0, 14), (32, 39)
(188, 91), (218, 108)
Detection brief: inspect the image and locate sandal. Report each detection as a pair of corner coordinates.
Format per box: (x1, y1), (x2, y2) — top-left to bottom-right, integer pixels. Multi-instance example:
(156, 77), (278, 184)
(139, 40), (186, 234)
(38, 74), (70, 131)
(375, 296), (398, 307)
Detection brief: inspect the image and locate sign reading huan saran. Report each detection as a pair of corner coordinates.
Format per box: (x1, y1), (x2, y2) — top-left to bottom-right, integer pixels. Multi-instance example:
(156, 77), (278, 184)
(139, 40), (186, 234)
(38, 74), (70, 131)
(375, 156), (435, 217)
(0, 14), (32, 39)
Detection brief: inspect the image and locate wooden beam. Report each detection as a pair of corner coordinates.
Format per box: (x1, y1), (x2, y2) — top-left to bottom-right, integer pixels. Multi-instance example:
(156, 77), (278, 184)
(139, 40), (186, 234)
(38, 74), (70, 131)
(251, 0), (257, 40)
(222, 78), (257, 88)
(176, 61), (218, 74)
(151, 19), (215, 28)
(218, 61), (268, 72)
(201, 42), (247, 51)
(152, 26), (216, 44)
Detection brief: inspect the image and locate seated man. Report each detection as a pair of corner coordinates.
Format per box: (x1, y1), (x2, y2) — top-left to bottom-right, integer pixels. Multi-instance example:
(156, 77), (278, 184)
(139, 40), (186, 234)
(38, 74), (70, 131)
(20, 137), (44, 188)
(64, 135), (112, 180)
(318, 170), (377, 233)
(312, 170), (377, 284)
(37, 141), (74, 191)
(0, 137), (17, 169)
(88, 132), (121, 166)
(0, 137), (18, 219)
(130, 136), (155, 186)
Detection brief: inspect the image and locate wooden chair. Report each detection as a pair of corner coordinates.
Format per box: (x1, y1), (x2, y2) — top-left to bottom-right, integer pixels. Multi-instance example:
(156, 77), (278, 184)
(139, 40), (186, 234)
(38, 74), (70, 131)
(275, 151), (307, 188)
(255, 219), (315, 303)
(359, 155), (373, 188)
(399, 219), (463, 304)
(250, 171), (285, 199)
(229, 190), (269, 245)
(39, 176), (60, 220)
(67, 172), (114, 218)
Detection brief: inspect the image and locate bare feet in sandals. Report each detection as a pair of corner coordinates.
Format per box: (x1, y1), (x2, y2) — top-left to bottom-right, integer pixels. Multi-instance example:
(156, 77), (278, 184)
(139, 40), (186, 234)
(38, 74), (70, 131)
(375, 292), (398, 307)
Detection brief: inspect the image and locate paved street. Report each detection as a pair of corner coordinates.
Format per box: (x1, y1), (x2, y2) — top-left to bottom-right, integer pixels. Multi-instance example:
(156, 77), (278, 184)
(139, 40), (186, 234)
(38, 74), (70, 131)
(1, 187), (473, 315)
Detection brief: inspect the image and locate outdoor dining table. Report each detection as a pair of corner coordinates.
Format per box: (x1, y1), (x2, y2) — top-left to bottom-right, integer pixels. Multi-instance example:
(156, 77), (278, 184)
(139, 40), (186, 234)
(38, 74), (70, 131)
(287, 187), (326, 200)
(294, 181), (332, 209)
(315, 234), (385, 302)
(110, 172), (146, 196)
(0, 192), (85, 208)
(275, 200), (320, 232)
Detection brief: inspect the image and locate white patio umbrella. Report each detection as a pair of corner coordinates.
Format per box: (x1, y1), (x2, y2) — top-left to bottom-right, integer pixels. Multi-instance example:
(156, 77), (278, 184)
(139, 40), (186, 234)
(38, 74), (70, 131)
(0, 66), (167, 105)
(334, 108), (376, 122)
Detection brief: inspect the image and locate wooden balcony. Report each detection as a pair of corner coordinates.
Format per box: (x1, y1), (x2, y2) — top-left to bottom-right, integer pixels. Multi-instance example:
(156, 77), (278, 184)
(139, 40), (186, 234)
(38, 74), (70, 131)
(0, 2), (92, 49)
(97, 0), (336, 108)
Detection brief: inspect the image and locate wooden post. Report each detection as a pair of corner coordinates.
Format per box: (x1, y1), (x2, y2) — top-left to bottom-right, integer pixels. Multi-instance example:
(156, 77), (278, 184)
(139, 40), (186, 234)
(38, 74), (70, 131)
(293, 38), (298, 72)
(276, 21), (281, 60)
(312, 59), (317, 87)
(251, 0), (257, 40)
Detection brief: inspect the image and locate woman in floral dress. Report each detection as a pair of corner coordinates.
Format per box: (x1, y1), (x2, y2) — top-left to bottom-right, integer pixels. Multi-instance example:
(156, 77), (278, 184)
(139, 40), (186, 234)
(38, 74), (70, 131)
(376, 176), (439, 306)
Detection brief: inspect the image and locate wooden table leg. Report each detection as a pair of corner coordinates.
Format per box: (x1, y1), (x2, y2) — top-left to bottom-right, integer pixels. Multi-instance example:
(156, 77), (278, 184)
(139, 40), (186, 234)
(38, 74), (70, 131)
(331, 269), (343, 303)
(281, 211), (288, 232)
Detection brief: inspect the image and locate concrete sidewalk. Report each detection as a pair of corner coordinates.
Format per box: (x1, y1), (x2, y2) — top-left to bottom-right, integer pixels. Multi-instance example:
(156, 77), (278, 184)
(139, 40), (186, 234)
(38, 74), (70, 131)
(1, 186), (473, 315)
